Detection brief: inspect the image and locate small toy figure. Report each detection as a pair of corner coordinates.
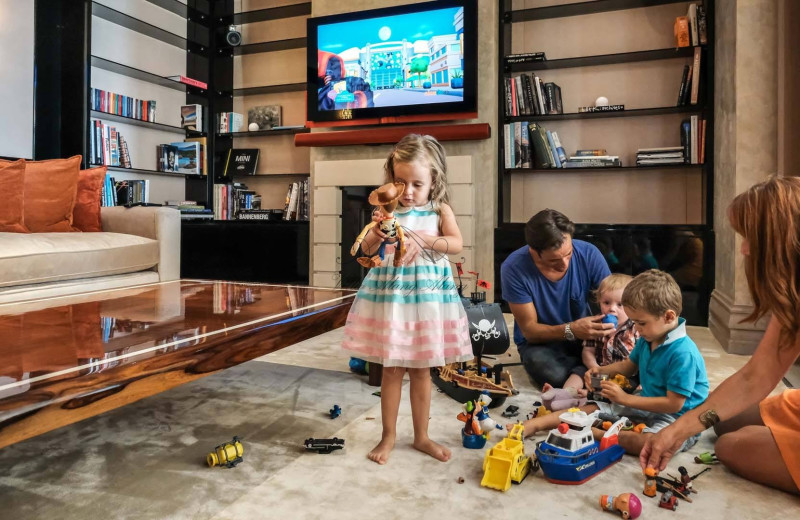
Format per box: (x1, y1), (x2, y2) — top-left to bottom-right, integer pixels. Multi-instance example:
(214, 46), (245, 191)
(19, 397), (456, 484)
(659, 490), (679, 511)
(304, 437), (345, 454)
(643, 467), (658, 497)
(541, 385), (587, 411)
(589, 373), (634, 403)
(349, 181), (407, 268)
(207, 436), (244, 468)
(694, 451), (719, 464)
(678, 466), (694, 492)
(329, 404), (342, 419)
(599, 493), (642, 519)
(458, 391), (503, 448)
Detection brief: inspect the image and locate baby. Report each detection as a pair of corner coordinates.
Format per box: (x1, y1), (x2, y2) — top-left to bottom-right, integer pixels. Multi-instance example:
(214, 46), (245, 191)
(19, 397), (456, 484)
(538, 273), (638, 411)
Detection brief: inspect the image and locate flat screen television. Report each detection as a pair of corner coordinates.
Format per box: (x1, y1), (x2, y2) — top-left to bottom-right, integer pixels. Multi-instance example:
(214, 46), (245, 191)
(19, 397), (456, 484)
(306, 0), (477, 126)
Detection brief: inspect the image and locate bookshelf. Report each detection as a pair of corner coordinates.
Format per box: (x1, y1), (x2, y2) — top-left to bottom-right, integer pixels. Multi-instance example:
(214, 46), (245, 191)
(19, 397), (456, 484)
(211, 0), (312, 221)
(496, 0), (715, 325)
(86, 0), (210, 204)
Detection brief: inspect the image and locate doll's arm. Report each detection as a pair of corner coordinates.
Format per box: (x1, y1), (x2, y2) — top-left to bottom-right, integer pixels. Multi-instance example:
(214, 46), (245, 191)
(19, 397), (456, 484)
(350, 221), (379, 256)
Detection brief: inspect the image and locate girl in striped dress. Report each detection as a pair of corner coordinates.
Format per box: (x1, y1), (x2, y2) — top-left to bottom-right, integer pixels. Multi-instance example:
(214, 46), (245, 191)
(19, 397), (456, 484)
(343, 134), (472, 465)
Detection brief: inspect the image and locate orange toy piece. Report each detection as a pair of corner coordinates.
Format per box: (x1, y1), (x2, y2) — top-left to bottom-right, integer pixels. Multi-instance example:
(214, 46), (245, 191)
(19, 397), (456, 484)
(644, 467), (658, 497)
(349, 182), (407, 268)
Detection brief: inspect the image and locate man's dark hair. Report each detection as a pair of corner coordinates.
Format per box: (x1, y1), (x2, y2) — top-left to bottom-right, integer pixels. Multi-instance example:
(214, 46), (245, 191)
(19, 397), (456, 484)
(525, 209), (575, 253)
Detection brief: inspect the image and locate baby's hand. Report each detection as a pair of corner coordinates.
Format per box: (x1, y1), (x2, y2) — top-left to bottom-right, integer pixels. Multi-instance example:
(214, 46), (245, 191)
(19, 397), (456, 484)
(584, 367), (601, 389)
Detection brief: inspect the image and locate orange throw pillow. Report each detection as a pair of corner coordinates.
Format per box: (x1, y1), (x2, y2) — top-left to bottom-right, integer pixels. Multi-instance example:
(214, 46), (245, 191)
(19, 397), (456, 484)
(1, 155), (82, 232)
(72, 166), (107, 232)
(0, 159), (28, 233)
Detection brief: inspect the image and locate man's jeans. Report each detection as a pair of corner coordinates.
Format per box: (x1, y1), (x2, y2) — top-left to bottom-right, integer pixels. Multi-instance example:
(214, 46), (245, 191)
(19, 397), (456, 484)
(517, 340), (587, 388)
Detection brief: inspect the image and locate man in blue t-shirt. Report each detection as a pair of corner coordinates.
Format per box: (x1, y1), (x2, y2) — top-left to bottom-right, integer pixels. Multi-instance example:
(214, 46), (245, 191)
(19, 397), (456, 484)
(501, 209), (612, 390)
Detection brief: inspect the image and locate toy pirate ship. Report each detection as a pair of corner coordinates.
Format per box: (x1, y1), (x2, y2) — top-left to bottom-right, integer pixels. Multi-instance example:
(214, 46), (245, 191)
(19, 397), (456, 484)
(432, 280), (520, 409)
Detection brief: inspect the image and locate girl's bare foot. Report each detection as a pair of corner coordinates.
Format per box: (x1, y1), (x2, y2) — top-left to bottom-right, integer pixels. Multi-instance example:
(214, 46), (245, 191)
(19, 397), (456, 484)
(541, 382), (554, 393)
(413, 437), (451, 462)
(368, 435), (395, 465)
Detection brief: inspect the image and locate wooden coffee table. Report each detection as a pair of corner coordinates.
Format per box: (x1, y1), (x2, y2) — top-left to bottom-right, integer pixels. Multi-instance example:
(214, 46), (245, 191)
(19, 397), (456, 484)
(0, 280), (355, 450)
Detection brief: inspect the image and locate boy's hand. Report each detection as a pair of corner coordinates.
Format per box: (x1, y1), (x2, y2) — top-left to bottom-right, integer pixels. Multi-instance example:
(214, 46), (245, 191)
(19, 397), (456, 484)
(600, 380), (628, 405)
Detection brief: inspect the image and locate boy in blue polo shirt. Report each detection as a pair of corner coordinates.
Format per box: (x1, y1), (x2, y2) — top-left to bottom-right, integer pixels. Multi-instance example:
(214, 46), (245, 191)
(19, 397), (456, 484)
(510, 269), (709, 456)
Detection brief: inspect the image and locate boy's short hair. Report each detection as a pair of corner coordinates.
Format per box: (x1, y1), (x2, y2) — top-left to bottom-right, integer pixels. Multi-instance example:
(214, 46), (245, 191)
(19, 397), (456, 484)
(622, 269), (682, 316)
(593, 273), (633, 301)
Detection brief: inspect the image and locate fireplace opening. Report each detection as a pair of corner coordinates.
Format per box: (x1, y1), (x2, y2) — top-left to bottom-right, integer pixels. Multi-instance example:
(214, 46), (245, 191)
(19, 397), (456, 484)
(340, 186), (379, 289)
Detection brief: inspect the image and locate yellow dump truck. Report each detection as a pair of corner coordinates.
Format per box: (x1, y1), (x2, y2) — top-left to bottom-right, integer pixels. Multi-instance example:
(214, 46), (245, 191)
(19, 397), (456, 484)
(481, 423), (532, 491)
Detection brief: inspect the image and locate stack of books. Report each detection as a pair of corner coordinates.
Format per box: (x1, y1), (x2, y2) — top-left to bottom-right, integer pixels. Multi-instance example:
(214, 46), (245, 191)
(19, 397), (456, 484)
(563, 150), (621, 168)
(636, 147), (685, 166)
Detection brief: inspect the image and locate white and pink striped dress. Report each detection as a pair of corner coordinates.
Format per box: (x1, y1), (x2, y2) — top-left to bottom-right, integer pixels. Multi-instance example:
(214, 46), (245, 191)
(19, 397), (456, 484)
(342, 202), (473, 368)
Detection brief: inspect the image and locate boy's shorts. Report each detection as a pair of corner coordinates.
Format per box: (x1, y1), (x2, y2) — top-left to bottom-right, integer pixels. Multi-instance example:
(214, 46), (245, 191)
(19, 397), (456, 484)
(592, 401), (701, 452)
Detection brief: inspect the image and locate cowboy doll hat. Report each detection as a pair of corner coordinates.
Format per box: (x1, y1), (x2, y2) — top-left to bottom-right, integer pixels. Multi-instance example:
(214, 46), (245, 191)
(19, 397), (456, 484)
(368, 181), (405, 207)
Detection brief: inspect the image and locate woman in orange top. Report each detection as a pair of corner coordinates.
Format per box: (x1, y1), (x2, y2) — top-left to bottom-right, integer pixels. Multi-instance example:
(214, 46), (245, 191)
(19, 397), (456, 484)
(640, 176), (800, 495)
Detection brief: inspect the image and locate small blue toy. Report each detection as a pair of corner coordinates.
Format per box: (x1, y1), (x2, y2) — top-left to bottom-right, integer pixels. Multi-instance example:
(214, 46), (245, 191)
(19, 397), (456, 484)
(329, 404), (342, 419)
(349, 357), (368, 374)
(601, 314), (618, 328)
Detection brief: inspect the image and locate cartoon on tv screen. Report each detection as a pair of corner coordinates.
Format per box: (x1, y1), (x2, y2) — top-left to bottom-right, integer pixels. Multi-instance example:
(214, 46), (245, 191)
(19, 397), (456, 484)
(316, 6), (465, 111)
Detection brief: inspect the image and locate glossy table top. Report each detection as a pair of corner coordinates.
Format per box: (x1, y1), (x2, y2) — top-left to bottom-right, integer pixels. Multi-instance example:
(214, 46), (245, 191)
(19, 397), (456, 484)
(0, 280), (355, 411)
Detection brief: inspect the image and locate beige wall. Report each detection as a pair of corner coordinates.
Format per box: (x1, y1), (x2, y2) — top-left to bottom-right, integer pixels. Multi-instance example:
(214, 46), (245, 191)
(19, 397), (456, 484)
(778, 0), (800, 175)
(709, 0), (779, 354)
(309, 0), (497, 294)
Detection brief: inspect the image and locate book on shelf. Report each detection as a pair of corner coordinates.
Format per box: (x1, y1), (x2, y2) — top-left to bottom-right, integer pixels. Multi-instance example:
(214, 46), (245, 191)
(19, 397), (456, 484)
(238, 209), (284, 221)
(674, 16), (690, 48)
(563, 159), (622, 168)
(697, 5), (708, 45)
(166, 75), (208, 89)
(577, 105), (624, 113)
(218, 112), (244, 133)
(115, 179), (150, 205)
(687, 4), (699, 47)
(677, 65), (691, 106)
(222, 148), (260, 176)
(545, 130), (561, 168)
(504, 52), (546, 64)
(269, 125), (306, 131)
(90, 120), (132, 168)
(184, 136), (208, 175)
(282, 180), (310, 221)
(575, 149), (608, 156)
(157, 142), (203, 175)
(551, 132), (567, 163)
(690, 46), (701, 105)
(568, 155), (620, 162)
(180, 104), (203, 131)
(91, 88), (156, 122)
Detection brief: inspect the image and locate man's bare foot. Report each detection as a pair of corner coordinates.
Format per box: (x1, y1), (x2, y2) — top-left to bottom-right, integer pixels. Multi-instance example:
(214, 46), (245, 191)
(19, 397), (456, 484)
(413, 437), (451, 462)
(368, 435), (395, 465)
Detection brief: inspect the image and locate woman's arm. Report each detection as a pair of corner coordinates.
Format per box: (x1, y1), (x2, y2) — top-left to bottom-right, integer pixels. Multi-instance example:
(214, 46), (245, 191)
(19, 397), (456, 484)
(641, 315), (800, 470)
(670, 316), (799, 439)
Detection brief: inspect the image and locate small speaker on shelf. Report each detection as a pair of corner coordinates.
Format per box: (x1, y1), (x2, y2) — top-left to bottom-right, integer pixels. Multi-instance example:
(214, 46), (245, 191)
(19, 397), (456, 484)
(225, 25), (241, 47)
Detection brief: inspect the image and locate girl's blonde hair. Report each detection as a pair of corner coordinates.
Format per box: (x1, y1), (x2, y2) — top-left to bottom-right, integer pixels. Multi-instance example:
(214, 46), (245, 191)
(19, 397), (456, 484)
(593, 273), (633, 302)
(729, 175), (800, 346)
(384, 134), (450, 210)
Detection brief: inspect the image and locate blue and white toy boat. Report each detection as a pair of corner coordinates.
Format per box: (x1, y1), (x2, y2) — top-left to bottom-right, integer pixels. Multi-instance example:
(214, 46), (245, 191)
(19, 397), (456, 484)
(534, 408), (626, 485)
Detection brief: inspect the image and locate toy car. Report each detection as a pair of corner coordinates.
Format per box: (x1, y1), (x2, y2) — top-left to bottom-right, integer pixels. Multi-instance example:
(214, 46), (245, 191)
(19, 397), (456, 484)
(304, 437), (345, 454)
(502, 405), (520, 418)
(659, 491), (679, 511)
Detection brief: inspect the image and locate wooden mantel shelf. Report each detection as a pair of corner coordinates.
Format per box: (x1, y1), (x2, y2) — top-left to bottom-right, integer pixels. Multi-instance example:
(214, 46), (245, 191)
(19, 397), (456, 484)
(294, 123), (491, 147)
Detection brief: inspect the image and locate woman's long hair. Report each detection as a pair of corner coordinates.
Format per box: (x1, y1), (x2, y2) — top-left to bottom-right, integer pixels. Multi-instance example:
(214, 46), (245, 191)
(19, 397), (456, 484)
(729, 176), (800, 345)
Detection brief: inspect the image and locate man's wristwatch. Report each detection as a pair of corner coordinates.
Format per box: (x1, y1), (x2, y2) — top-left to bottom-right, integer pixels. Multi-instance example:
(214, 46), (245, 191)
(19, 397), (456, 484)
(698, 408), (720, 429)
(564, 322), (575, 341)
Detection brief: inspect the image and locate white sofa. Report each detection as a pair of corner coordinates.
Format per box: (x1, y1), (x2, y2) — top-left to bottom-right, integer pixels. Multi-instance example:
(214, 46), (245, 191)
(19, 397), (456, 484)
(0, 206), (180, 304)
